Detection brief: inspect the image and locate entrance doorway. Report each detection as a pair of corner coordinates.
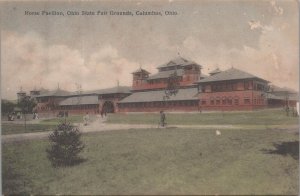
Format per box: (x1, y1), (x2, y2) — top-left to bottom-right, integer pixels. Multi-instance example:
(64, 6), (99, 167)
(102, 101), (115, 113)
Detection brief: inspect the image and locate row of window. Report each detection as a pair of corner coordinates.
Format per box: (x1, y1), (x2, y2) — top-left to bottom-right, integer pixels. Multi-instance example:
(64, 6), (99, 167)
(37, 97), (50, 103)
(58, 104), (98, 110)
(201, 97), (265, 105)
(119, 100), (198, 108)
(200, 81), (267, 93)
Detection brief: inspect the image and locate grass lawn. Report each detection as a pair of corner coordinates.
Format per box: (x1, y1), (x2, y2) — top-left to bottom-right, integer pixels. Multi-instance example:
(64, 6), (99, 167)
(39, 115), (84, 125)
(107, 108), (299, 126)
(2, 109), (298, 135)
(1, 123), (57, 135)
(1, 115), (84, 135)
(3, 127), (298, 195)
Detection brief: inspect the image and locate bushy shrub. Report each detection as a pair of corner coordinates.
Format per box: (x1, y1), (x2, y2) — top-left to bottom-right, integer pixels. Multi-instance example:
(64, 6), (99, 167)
(46, 122), (85, 167)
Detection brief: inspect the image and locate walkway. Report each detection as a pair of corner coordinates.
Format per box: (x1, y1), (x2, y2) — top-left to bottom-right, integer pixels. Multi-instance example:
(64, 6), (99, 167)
(2, 119), (298, 143)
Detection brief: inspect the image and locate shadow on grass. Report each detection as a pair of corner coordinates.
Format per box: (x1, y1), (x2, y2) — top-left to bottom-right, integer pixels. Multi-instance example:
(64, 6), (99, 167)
(262, 141), (299, 160)
(3, 164), (32, 195)
(52, 158), (87, 168)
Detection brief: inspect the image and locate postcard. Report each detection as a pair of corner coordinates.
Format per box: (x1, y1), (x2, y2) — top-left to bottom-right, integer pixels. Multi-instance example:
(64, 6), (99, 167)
(1, 0), (299, 195)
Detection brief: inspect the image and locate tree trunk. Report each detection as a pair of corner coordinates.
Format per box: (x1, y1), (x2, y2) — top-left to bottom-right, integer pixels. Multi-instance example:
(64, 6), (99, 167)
(24, 113), (27, 130)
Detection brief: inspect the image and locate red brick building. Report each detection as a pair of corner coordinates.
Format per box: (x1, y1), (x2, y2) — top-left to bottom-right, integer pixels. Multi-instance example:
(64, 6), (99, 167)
(118, 57), (205, 112)
(196, 67), (270, 111)
(21, 57), (297, 114)
(33, 86), (131, 116)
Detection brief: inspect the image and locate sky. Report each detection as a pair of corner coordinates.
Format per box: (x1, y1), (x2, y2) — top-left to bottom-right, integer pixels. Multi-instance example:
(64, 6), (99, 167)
(1, 0), (299, 100)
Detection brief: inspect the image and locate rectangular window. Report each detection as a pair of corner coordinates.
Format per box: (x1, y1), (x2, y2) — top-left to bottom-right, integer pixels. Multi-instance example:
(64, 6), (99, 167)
(244, 98), (250, 104)
(233, 83), (238, 90)
(201, 100), (206, 105)
(244, 82), (250, 90)
(216, 99), (220, 105)
(234, 98), (239, 105)
(210, 100), (214, 105)
(222, 99), (226, 105)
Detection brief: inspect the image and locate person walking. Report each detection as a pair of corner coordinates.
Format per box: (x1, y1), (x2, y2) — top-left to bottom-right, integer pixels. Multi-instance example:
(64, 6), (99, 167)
(160, 110), (166, 127)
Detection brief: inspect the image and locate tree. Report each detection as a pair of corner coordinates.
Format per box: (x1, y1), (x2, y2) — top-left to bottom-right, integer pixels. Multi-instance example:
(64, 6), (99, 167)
(164, 71), (180, 100)
(17, 96), (37, 129)
(46, 122), (85, 167)
(1, 100), (16, 115)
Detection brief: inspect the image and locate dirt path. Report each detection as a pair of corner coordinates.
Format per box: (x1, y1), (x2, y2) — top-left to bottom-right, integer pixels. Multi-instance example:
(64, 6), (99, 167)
(2, 120), (298, 143)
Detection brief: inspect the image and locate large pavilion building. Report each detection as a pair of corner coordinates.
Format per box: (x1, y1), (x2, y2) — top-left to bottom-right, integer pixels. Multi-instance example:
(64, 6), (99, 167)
(18, 57), (298, 115)
(118, 57), (204, 112)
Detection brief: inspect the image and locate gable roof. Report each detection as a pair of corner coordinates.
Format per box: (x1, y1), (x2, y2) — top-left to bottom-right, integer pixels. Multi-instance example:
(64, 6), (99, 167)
(157, 57), (200, 68)
(267, 93), (299, 101)
(132, 68), (150, 74)
(83, 86), (131, 95)
(200, 73), (208, 79)
(197, 68), (268, 83)
(148, 69), (184, 80)
(119, 87), (198, 103)
(59, 95), (98, 106)
(33, 86), (131, 98)
(269, 85), (298, 94)
(209, 68), (221, 75)
(35, 89), (71, 97)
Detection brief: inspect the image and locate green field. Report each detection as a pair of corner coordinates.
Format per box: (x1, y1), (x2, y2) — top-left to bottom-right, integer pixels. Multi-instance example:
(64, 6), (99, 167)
(3, 127), (299, 195)
(39, 115), (84, 125)
(1, 123), (56, 135)
(1, 115), (84, 135)
(2, 109), (298, 135)
(2, 109), (299, 194)
(107, 108), (298, 126)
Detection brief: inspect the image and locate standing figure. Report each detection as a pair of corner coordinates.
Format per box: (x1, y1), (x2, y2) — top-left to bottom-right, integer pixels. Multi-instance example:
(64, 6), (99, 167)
(83, 112), (89, 126)
(285, 105), (290, 116)
(17, 112), (21, 119)
(160, 110), (166, 127)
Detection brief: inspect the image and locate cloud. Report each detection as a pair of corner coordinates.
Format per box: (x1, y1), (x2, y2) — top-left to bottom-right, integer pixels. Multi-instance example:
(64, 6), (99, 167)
(1, 31), (141, 99)
(248, 20), (274, 34)
(183, 16), (298, 90)
(270, 0), (284, 15)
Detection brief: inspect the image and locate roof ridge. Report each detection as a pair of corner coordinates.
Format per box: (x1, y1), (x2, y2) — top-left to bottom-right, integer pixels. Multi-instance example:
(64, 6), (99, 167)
(197, 67), (268, 83)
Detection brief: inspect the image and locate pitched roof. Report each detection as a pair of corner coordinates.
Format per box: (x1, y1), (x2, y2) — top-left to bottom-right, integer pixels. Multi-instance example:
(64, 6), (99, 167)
(35, 89), (71, 97)
(132, 68), (150, 74)
(157, 57), (200, 68)
(209, 68), (221, 75)
(59, 95), (99, 106)
(17, 90), (26, 94)
(33, 86), (131, 98)
(267, 93), (299, 101)
(83, 86), (131, 95)
(269, 85), (298, 94)
(119, 87), (198, 103)
(197, 68), (268, 83)
(200, 73), (208, 79)
(148, 69), (184, 80)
